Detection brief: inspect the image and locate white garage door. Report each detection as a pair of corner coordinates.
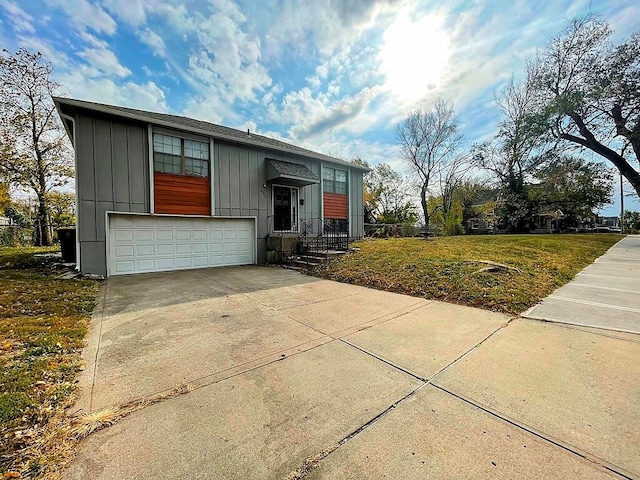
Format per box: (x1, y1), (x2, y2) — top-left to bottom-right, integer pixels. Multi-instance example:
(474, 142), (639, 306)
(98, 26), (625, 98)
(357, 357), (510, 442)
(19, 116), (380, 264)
(108, 214), (255, 276)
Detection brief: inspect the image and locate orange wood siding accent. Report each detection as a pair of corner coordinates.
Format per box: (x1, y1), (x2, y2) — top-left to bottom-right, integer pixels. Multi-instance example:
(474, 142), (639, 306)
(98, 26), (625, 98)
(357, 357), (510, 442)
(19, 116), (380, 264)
(323, 192), (348, 219)
(154, 172), (211, 215)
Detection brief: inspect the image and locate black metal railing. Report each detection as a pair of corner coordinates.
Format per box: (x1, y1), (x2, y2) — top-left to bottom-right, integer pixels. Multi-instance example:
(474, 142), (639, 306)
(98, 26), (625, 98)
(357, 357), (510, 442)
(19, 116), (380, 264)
(267, 216), (350, 268)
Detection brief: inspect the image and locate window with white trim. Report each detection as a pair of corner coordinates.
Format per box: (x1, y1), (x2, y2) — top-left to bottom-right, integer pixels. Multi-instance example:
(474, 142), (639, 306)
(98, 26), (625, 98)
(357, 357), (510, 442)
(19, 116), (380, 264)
(470, 219), (479, 230)
(323, 167), (347, 194)
(153, 133), (209, 177)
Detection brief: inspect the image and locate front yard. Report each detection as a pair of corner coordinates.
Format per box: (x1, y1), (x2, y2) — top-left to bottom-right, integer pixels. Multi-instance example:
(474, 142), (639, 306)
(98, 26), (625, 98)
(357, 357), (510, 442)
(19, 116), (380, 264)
(317, 234), (623, 314)
(0, 248), (98, 478)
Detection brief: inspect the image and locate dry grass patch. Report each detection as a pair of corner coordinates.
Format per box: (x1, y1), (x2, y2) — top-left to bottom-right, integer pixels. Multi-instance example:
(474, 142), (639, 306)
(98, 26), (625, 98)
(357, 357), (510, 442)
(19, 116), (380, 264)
(316, 234), (623, 314)
(0, 247), (98, 478)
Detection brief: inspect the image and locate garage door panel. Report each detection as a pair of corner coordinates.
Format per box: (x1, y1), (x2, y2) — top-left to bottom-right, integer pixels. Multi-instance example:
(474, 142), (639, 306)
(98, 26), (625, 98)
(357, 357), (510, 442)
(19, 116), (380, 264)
(176, 230), (191, 241)
(109, 215), (255, 276)
(193, 243), (208, 254)
(157, 230), (174, 241)
(114, 230), (134, 242)
(157, 244), (174, 255)
(193, 230), (207, 241)
(114, 245), (134, 258)
(110, 215), (133, 228)
(192, 256), (208, 267)
(176, 244), (191, 255)
(113, 260), (134, 273)
(138, 259), (157, 272)
(209, 255), (224, 266)
(135, 230), (154, 242)
(136, 245), (154, 256)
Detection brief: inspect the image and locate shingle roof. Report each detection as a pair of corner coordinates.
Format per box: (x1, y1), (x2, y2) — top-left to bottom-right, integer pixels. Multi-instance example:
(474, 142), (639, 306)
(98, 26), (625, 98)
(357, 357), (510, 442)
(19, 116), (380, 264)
(53, 97), (369, 171)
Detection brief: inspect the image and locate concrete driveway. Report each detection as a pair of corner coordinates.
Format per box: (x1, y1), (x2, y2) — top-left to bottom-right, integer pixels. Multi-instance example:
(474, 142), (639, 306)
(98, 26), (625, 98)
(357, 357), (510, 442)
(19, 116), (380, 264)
(66, 266), (639, 479)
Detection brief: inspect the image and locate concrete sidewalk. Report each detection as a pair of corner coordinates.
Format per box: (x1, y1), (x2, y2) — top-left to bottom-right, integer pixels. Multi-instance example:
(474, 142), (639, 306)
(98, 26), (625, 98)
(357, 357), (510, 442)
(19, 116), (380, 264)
(524, 235), (640, 333)
(64, 266), (639, 479)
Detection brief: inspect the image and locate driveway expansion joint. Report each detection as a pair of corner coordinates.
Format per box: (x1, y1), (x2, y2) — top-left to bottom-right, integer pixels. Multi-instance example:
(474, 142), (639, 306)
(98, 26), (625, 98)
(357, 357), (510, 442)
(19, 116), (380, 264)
(88, 283), (109, 412)
(287, 317), (515, 478)
(430, 384), (635, 480)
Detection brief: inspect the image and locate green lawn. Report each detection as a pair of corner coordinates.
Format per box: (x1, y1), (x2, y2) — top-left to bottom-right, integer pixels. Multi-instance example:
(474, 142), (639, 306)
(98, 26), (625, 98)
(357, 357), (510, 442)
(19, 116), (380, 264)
(316, 234), (623, 314)
(0, 247), (98, 477)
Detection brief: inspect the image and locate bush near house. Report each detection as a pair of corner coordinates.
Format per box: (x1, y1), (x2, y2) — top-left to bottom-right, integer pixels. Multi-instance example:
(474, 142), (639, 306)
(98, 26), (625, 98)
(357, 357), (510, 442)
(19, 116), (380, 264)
(316, 234), (623, 314)
(0, 247), (98, 477)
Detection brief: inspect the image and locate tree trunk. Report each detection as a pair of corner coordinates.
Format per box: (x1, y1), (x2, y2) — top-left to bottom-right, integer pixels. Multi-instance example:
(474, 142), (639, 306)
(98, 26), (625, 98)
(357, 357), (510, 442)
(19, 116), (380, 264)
(420, 184), (429, 226)
(36, 192), (52, 246)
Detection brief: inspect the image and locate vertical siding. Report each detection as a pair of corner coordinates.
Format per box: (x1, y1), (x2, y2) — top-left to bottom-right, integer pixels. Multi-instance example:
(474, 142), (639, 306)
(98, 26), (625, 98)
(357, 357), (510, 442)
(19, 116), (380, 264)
(349, 169), (364, 238)
(75, 114), (149, 276)
(213, 141), (324, 250)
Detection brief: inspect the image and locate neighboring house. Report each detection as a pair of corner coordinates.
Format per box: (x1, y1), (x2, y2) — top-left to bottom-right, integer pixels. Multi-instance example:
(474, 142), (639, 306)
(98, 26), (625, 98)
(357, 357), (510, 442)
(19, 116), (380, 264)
(465, 189), (499, 234)
(530, 210), (565, 234)
(54, 98), (368, 277)
(0, 216), (11, 227)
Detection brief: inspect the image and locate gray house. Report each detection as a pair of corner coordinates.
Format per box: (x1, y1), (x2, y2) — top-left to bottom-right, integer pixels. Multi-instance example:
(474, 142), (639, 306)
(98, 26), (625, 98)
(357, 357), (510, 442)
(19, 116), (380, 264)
(54, 97), (367, 277)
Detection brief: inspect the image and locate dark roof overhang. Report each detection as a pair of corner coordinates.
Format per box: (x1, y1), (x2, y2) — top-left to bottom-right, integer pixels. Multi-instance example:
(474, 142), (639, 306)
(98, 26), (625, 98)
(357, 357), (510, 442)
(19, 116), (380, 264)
(266, 159), (320, 187)
(52, 96), (371, 172)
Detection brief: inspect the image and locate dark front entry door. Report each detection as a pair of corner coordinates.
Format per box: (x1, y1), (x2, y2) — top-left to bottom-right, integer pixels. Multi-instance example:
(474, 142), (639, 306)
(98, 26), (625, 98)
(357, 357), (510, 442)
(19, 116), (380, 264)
(274, 186), (292, 231)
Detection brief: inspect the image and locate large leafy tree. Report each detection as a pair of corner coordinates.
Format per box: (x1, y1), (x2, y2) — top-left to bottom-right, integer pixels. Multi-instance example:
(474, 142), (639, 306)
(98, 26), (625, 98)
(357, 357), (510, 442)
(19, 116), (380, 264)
(0, 48), (73, 245)
(475, 75), (547, 232)
(352, 158), (417, 224)
(529, 16), (640, 197)
(397, 98), (462, 226)
(368, 163), (417, 224)
(531, 157), (614, 222)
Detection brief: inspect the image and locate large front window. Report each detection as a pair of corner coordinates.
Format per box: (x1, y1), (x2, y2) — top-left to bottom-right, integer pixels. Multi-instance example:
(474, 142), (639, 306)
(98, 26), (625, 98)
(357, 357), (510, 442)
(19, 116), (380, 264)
(323, 167), (347, 194)
(153, 133), (209, 177)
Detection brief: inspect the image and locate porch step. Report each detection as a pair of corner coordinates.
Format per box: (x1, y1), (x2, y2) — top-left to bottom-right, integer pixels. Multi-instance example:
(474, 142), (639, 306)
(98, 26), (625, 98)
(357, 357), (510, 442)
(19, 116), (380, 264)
(287, 250), (348, 270)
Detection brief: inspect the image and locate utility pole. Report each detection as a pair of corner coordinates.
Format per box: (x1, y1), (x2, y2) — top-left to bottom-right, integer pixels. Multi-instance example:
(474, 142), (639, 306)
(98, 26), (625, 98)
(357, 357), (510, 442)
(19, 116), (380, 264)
(620, 173), (625, 234)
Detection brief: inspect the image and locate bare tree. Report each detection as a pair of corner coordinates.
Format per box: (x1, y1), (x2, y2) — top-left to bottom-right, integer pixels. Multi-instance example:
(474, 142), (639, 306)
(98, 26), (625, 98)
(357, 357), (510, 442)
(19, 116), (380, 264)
(0, 48), (73, 245)
(476, 73), (545, 186)
(437, 153), (473, 221)
(529, 16), (640, 197)
(397, 98), (462, 226)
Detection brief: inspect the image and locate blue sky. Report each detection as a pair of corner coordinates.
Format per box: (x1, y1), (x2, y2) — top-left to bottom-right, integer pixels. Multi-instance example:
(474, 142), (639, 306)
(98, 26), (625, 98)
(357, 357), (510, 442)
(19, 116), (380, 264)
(1, 0), (638, 215)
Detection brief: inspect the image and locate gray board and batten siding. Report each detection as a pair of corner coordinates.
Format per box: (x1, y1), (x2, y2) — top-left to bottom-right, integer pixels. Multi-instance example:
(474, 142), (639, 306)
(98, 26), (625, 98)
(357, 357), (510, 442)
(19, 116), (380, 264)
(55, 97), (367, 277)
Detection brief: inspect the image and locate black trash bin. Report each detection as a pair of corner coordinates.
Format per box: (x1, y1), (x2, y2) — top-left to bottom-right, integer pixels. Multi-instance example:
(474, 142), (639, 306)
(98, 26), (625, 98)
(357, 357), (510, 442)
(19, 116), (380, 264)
(57, 227), (76, 263)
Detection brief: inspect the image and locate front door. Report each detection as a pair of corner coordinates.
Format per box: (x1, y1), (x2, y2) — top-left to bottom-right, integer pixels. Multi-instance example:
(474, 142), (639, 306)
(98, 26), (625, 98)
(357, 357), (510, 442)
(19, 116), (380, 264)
(273, 186), (298, 232)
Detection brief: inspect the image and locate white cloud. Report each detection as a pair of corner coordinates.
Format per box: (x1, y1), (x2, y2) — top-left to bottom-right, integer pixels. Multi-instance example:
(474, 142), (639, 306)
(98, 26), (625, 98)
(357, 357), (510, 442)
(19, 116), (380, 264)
(138, 28), (166, 57)
(260, 0), (404, 59)
(44, 0), (117, 35)
(1, 1), (35, 34)
(78, 47), (131, 78)
(149, 1), (272, 123)
(59, 69), (168, 112)
(316, 64), (328, 79)
(100, 0), (151, 27)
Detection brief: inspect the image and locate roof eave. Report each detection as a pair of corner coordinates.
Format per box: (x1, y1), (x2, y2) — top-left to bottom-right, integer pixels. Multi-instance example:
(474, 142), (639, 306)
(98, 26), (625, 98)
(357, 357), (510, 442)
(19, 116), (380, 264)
(52, 97), (371, 172)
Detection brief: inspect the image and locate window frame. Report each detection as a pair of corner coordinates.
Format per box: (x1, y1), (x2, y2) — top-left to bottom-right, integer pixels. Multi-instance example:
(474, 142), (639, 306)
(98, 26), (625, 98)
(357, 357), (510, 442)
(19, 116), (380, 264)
(153, 133), (210, 178)
(323, 167), (348, 194)
(470, 219), (479, 230)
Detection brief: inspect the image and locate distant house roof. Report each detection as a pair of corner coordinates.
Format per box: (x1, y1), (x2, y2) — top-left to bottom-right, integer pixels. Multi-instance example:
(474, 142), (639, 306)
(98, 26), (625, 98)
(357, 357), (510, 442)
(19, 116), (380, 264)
(53, 97), (369, 172)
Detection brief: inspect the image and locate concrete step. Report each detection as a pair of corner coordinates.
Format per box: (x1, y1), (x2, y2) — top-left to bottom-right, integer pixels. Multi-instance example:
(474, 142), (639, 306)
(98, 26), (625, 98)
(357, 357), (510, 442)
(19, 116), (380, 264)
(290, 259), (322, 269)
(295, 254), (329, 263)
(297, 249), (348, 259)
